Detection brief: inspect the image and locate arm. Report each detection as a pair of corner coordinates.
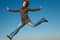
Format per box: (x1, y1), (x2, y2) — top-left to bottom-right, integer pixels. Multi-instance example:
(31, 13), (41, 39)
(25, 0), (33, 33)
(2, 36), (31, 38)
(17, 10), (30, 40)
(6, 7), (19, 12)
(29, 6), (42, 11)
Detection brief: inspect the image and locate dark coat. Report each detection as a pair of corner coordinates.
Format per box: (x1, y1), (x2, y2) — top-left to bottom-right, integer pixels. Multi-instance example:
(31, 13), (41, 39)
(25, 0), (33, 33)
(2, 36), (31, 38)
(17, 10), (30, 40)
(8, 7), (41, 24)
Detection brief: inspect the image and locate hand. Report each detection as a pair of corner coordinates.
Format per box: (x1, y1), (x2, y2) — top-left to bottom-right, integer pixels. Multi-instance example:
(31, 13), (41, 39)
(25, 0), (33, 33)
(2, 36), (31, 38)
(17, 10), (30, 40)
(40, 6), (43, 9)
(6, 7), (9, 10)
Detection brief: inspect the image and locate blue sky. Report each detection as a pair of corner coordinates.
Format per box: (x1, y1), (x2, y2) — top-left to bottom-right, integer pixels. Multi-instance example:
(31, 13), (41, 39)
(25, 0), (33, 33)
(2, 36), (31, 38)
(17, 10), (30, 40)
(0, 0), (60, 40)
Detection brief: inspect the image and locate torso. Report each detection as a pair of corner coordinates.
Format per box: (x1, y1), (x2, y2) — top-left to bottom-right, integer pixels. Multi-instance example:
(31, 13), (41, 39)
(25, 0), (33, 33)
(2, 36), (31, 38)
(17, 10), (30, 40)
(19, 8), (30, 24)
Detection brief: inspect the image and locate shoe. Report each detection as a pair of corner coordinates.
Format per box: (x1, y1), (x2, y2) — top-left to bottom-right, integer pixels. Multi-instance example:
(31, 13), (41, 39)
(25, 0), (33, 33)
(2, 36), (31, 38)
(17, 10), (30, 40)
(41, 18), (48, 23)
(7, 35), (12, 40)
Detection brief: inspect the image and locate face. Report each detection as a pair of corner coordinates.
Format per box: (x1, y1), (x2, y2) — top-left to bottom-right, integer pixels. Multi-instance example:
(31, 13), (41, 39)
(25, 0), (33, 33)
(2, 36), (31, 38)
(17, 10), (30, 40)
(23, 1), (27, 7)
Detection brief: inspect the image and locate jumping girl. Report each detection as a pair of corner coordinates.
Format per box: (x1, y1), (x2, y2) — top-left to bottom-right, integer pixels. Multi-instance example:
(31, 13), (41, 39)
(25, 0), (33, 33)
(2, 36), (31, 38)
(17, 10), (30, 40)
(6, 0), (48, 40)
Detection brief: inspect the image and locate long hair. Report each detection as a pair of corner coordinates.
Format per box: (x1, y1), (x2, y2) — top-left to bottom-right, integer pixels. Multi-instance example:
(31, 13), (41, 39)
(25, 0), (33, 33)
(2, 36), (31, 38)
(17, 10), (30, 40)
(22, 0), (30, 7)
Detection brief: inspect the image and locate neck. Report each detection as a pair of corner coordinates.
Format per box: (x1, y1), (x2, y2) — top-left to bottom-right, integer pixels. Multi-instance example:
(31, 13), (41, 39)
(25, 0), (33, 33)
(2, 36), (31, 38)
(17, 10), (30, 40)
(22, 6), (27, 9)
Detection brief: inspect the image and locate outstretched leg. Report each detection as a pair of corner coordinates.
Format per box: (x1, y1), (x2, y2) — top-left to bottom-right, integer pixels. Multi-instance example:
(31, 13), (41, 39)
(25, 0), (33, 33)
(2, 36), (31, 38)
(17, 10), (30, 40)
(28, 18), (48, 28)
(7, 23), (25, 40)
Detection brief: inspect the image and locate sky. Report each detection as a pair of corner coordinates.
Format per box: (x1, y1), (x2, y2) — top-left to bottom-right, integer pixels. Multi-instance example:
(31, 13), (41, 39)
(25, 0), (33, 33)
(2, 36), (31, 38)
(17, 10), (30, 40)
(0, 0), (60, 40)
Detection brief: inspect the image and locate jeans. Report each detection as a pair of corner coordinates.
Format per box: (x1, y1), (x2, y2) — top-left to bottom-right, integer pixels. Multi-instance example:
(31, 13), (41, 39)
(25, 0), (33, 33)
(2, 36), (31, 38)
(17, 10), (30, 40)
(8, 18), (43, 38)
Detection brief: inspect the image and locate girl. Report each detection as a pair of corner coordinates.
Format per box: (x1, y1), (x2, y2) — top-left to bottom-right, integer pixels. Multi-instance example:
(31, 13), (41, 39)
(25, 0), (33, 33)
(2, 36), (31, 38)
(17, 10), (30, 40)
(7, 0), (48, 40)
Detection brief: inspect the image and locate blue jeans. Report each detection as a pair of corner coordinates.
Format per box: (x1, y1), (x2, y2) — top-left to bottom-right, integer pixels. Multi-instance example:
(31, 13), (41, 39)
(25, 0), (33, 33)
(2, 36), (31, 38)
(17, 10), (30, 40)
(9, 23), (25, 38)
(8, 19), (43, 38)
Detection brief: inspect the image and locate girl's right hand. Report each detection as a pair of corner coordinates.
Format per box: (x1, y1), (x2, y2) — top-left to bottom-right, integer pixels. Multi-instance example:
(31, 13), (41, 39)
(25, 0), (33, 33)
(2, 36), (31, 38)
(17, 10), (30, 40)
(6, 7), (9, 10)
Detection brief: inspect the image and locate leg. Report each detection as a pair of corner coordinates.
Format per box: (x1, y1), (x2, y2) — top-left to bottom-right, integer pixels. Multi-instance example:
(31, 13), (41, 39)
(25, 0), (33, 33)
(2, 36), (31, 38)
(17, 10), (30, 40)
(28, 18), (48, 28)
(28, 22), (42, 28)
(7, 23), (25, 40)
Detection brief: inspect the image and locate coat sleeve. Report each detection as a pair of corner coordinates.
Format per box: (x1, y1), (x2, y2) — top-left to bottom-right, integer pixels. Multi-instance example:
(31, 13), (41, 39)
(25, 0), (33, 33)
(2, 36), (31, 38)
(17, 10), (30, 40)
(28, 7), (41, 11)
(8, 9), (19, 12)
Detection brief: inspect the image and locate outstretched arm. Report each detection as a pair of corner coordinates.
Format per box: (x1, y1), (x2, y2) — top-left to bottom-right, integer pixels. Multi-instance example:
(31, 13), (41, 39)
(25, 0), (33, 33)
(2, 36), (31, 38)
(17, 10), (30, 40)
(6, 7), (19, 12)
(29, 6), (43, 11)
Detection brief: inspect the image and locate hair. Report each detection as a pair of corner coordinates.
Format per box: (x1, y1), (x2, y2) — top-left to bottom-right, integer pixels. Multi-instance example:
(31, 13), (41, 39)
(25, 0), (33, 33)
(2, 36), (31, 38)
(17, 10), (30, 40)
(22, 0), (30, 7)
